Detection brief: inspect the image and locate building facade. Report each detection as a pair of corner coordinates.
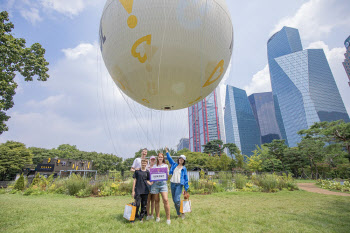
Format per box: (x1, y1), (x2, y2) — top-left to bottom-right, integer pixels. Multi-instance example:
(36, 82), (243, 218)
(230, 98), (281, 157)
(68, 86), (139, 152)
(224, 85), (261, 157)
(248, 92), (287, 144)
(188, 88), (225, 152)
(343, 35), (350, 87)
(267, 26), (349, 147)
(177, 138), (189, 151)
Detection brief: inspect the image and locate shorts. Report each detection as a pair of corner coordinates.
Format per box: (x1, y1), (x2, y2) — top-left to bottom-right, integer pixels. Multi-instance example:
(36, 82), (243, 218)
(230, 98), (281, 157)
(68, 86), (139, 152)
(150, 181), (168, 194)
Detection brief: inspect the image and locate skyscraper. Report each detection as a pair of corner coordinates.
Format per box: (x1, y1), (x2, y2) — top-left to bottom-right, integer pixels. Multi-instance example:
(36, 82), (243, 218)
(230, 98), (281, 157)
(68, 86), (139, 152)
(225, 85), (261, 157)
(267, 26), (349, 147)
(248, 92), (287, 144)
(177, 138), (189, 151)
(188, 88), (225, 152)
(343, 35), (350, 87)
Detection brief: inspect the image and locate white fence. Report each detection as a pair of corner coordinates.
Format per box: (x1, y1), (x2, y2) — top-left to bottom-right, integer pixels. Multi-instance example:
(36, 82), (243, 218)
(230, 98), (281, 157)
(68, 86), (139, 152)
(187, 171), (200, 181)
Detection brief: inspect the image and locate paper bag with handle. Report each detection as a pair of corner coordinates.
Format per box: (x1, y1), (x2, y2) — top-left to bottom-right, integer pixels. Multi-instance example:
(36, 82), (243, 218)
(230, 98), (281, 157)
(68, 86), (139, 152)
(180, 191), (191, 213)
(123, 201), (137, 221)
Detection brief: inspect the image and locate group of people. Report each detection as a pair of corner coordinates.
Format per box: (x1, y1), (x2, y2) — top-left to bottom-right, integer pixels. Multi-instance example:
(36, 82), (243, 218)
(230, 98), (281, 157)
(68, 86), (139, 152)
(130, 148), (189, 225)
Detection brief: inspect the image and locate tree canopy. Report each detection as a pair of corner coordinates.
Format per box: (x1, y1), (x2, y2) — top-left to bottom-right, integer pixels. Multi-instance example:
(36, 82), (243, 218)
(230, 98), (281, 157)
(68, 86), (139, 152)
(0, 11), (49, 134)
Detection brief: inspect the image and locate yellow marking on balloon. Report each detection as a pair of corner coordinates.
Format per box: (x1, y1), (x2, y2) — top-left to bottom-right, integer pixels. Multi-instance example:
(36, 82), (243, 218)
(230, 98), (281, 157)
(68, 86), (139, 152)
(131, 35), (152, 63)
(202, 60), (224, 87)
(119, 0), (134, 14)
(127, 15), (138, 28)
(142, 99), (150, 103)
(119, 0), (138, 28)
(189, 96), (202, 105)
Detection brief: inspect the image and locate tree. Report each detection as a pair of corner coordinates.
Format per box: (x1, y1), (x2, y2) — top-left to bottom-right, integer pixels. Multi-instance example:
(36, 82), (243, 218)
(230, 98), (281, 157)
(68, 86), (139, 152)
(29, 147), (56, 165)
(298, 120), (350, 162)
(223, 143), (239, 160)
(235, 152), (245, 169)
(298, 138), (325, 179)
(284, 147), (308, 177)
(264, 140), (288, 171)
(203, 140), (224, 156)
(0, 11), (49, 134)
(255, 145), (276, 172)
(0, 141), (33, 180)
(246, 153), (263, 173)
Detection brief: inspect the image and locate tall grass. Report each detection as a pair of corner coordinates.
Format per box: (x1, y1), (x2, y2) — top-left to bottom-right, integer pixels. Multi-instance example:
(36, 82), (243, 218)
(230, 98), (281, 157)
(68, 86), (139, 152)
(234, 174), (247, 189)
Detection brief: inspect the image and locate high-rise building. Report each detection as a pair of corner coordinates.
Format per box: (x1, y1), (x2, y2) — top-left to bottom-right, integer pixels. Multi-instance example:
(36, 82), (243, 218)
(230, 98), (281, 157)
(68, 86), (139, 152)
(224, 85), (261, 157)
(248, 92), (287, 144)
(343, 35), (350, 87)
(267, 26), (349, 147)
(177, 138), (189, 151)
(188, 88), (225, 152)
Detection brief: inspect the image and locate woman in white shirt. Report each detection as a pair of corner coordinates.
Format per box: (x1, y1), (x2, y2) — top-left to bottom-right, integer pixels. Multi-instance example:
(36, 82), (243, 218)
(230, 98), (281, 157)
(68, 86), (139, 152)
(166, 148), (189, 219)
(150, 153), (171, 225)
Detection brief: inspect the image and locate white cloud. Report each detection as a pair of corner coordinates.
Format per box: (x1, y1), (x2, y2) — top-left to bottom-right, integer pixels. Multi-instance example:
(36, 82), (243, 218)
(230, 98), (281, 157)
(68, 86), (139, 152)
(41, 0), (86, 17)
(270, 0), (350, 41)
(40, 0), (103, 17)
(306, 41), (345, 61)
(26, 95), (65, 109)
(20, 8), (42, 25)
(244, 65), (271, 96)
(62, 43), (95, 60)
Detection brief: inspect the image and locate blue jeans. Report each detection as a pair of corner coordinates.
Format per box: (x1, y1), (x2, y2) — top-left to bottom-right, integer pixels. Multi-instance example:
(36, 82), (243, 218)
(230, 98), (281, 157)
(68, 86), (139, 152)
(171, 182), (183, 216)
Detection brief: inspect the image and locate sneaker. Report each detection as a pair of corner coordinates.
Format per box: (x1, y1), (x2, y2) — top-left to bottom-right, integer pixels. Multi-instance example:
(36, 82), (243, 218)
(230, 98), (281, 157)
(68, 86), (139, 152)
(146, 215), (151, 220)
(181, 213), (185, 219)
(156, 217), (160, 222)
(140, 218), (144, 223)
(166, 219), (171, 225)
(149, 215), (154, 220)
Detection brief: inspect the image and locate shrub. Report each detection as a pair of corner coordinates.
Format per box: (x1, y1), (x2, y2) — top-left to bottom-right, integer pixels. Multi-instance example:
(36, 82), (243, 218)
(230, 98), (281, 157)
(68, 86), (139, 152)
(234, 174), (247, 189)
(23, 185), (44, 196)
(65, 174), (89, 196)
(77, 188), (92, 198)
(31, 173), (41, 187)
(14, 174), (25, 191)
(257, 174), (278, 192)
(118, 181), (133, 195)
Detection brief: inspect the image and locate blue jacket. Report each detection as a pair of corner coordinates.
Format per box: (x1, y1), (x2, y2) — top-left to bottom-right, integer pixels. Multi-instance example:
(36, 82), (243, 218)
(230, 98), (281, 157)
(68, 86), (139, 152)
(166, 152), (189, 191)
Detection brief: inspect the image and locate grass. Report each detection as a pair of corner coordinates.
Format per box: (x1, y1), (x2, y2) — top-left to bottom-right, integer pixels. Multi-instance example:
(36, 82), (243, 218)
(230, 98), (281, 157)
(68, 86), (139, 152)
(1, 191), (350, 233)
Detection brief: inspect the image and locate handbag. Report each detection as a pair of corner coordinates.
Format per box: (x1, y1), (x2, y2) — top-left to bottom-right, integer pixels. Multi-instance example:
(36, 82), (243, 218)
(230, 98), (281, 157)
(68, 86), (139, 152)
(123, 202), (137, 221)
(180, 199), (192, 213)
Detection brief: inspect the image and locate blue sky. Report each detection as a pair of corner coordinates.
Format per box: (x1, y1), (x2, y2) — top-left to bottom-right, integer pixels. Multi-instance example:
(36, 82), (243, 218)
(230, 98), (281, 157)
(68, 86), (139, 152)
(1, 0), (349, 159)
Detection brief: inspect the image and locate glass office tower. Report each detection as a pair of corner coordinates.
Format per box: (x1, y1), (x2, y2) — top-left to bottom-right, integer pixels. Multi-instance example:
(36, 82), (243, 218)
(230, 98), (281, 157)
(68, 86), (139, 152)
(177, 138), (189, 151)
(224, 85), (261, 157)
(248, 92), (287, 144)
(188, 88), (225, 152)
(267, 26), (349, 147)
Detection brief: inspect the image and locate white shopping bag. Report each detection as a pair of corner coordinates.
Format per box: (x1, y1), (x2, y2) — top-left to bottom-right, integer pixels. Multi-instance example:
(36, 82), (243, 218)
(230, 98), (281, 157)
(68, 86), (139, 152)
(123, 203), (136, 221)
(180, 200), (192, 213)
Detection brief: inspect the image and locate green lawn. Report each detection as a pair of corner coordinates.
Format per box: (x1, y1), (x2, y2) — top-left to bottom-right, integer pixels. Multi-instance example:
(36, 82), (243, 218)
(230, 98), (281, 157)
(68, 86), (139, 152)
(1, 191), (350, 233)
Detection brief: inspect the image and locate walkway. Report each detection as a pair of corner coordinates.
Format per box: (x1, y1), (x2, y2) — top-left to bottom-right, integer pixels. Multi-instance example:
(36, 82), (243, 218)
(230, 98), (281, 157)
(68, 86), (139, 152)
(298, 183), (350, 197)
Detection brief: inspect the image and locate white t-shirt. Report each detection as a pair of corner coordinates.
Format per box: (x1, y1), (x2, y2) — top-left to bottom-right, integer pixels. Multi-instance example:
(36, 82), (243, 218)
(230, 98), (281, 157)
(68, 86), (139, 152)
(132, 158), (148, 170)
(170, 166), (181, 183)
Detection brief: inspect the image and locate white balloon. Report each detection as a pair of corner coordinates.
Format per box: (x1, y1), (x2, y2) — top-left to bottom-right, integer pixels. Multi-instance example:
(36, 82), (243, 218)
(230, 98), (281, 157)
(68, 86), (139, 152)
(100, 0), (233, 110)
